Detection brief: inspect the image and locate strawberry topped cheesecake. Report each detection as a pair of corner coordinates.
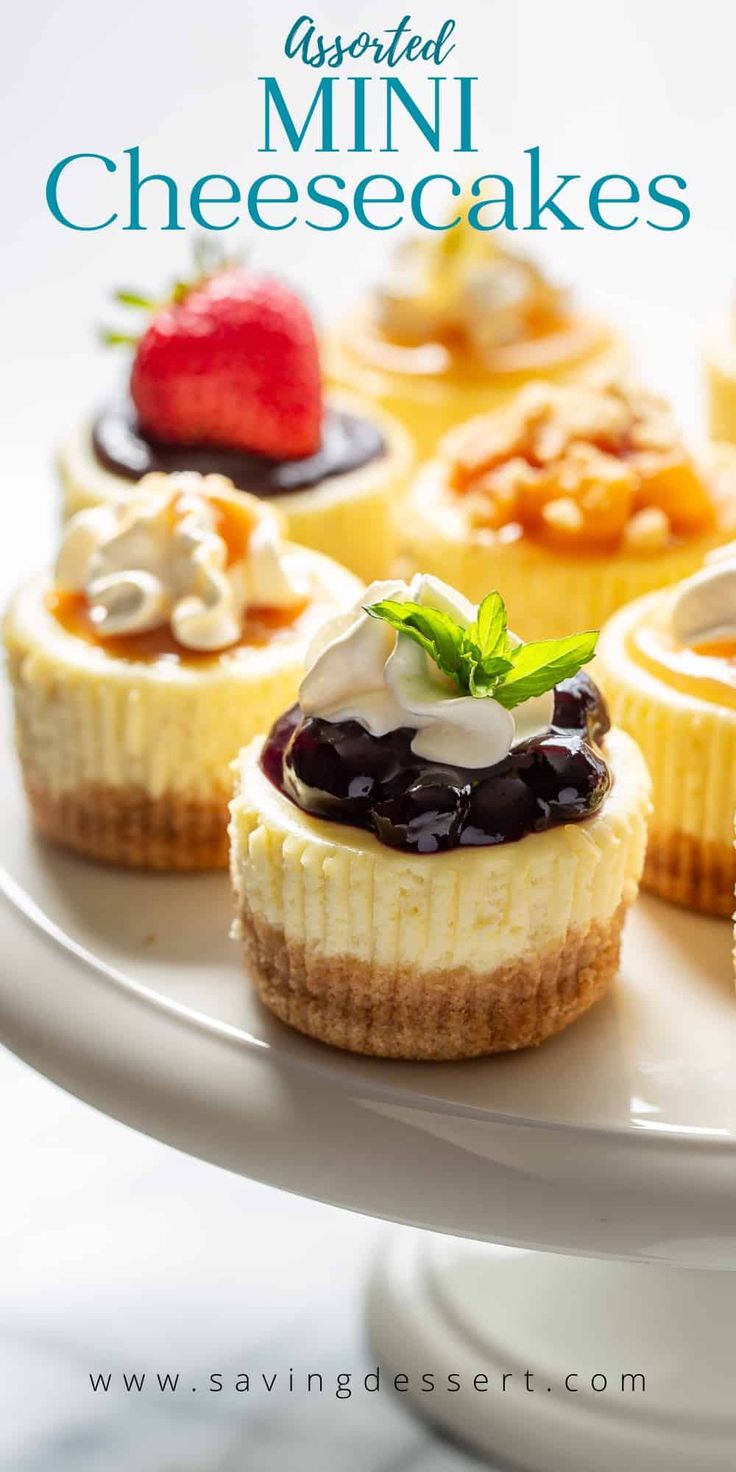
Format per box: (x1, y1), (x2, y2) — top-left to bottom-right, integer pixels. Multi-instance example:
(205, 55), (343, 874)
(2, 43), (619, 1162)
(58, 264), (412, 583)
(398, 379), (736, 640)
(327, 218), (625, 454)
(4, 472), (360, 870)
(230, 576), (650, 1059)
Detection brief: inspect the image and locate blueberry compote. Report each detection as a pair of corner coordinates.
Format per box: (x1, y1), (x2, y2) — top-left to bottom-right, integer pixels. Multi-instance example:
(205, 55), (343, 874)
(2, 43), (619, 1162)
(260, 671), (611, 855)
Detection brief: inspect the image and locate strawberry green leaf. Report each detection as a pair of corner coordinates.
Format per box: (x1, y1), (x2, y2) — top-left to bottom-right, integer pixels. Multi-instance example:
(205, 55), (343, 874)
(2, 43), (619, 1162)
(99, 329), (139, 347)
(114, 289), (160, 310)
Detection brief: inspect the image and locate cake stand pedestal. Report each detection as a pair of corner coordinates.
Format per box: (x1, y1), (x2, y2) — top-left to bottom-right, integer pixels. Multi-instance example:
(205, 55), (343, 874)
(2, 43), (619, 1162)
(2, 714), (736, 1470)
(368, 1234), (736, 1472)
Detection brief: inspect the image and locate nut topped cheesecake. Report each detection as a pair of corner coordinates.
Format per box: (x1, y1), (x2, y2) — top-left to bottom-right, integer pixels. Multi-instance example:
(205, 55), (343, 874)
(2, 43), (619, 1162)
(230, 575), (651, 1059)
(4, 472), (361, 870)
(398, 379), (736, 639)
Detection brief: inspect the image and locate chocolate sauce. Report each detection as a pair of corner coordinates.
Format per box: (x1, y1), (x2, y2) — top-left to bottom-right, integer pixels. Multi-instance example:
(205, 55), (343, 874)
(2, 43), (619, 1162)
(91, 400), (387, 497)
(261, 672), (612, 854)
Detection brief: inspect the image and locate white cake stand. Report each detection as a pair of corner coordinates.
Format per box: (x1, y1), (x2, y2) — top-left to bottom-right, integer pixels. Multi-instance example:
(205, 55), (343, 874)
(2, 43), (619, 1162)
(1, 703), (735, 1472)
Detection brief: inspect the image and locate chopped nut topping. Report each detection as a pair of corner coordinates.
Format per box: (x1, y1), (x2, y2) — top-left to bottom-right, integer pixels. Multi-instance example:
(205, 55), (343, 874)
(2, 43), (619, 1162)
(542, 497), (585, 533)
(443, 380), (715, 551)
(623, 506), (671, 553)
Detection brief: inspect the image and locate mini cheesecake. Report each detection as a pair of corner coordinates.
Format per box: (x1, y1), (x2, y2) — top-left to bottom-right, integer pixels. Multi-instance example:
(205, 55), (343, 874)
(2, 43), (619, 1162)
(327, 221), (625, 455)
(230, 576), (650, 1059)
(397, 380), (736, 641)
(4, 473), (360, 871)
(597, 547), (736, 915)
(706, 323), (736, 445)
(59, 392), (412, 587)
(59, 264), (412, 584)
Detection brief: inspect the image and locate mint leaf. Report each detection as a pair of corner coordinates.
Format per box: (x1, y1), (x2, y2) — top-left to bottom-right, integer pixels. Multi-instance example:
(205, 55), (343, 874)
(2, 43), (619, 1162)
(466, 650), (515, 697)
(493, 631), (598, 709)
(467, 660), (505, 696)
(468, 591), (511, 664)
(366, 594), (598, 708)
(463, 593), (514, 696)
(365, 600), (467, 686)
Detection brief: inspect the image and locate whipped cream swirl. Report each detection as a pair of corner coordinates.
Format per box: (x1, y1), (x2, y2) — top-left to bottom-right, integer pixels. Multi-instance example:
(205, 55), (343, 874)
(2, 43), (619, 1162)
(377, 231), (562, 359)
(55, 473), (306, 652)
(672, 542), (736, 646)
(300, 575), (553, 769)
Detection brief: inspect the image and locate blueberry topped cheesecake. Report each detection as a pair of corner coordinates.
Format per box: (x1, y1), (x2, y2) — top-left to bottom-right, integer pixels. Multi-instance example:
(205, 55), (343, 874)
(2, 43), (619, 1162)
(58, 262), (412, 583)
(230, 575), (651, 1059)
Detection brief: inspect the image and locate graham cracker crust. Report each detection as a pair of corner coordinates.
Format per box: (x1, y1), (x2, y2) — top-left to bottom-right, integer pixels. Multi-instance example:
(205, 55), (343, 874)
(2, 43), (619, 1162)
(238, 903), (626, 1060)
(25, 780), (229, 871)
(643, 830), (735, 918)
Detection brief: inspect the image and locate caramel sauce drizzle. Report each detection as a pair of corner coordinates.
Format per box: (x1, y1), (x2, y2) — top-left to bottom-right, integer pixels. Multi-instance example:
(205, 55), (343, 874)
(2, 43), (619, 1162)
(47, 489), (315, 662)
(630, 618), (736, 710)
(47, 589), (307, 663)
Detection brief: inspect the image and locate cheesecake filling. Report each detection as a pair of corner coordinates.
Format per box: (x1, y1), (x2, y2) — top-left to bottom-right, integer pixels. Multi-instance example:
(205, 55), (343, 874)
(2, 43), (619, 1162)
(92, 400), (386, 496)
(51, 472), (308, 655)
(627, 544), (736, 707)
(262, 574), (611, 853)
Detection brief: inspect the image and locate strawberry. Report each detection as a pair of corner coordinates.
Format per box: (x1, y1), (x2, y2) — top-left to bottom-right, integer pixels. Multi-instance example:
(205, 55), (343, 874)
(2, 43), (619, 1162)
(123, 268), (323, 460)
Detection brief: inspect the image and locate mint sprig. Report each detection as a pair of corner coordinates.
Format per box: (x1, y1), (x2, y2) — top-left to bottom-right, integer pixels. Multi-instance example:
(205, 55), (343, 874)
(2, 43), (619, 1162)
(365, 591), (597, 709)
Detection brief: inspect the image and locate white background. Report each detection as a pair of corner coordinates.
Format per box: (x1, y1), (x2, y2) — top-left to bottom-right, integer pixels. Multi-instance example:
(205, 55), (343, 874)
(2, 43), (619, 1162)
(2, 1), (735, 1466)
(4, 0), (736, 591)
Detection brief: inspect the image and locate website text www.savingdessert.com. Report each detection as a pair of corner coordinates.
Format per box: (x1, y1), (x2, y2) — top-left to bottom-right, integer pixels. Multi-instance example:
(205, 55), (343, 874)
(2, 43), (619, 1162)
(88, 1365), (647, 1399)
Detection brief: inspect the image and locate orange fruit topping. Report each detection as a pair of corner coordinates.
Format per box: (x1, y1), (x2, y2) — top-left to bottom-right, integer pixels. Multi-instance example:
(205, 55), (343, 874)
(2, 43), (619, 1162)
(445, 381), (716, 553)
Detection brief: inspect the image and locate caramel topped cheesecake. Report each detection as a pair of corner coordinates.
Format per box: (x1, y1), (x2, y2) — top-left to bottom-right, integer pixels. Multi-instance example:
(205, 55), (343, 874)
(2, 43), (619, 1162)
(230, 575), (650, 1059)
(58, 263), (412, 583)
(706, 312), (736, 446)
(398, 379), (736, 639)
(597, 544), (736, 915)
(4, 472), (360, 870)
(327, 219), (625, 453)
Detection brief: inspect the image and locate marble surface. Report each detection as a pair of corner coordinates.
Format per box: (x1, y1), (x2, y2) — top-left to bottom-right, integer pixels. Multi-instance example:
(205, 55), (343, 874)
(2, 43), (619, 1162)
(0, 1045), (489, 1471)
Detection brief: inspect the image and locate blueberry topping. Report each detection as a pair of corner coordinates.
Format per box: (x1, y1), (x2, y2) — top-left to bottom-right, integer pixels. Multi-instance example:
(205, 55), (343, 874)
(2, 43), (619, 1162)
(260, 669), (612, 853)
(552, 671), (610, 743)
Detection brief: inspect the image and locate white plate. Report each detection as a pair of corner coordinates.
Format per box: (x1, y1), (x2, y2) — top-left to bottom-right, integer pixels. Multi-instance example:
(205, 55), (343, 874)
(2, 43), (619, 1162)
(3, 690), (736, 1265)
(1, 693), (734, 1143)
